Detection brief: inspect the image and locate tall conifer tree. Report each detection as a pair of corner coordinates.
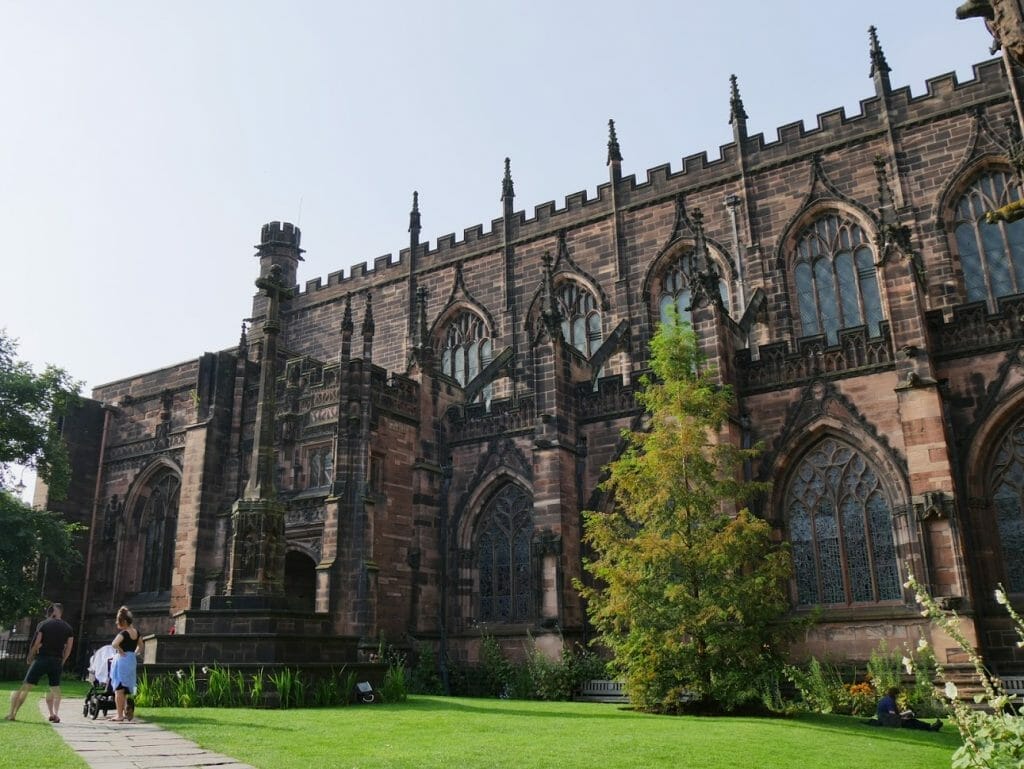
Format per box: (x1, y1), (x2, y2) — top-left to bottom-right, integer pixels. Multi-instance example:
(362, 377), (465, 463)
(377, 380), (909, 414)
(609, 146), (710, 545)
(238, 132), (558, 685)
(579, 318), (795, 712)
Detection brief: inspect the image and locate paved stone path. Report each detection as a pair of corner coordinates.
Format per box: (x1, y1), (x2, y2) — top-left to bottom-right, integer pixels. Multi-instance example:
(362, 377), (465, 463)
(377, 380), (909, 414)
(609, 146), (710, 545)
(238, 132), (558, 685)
(40, 698), (256, 769)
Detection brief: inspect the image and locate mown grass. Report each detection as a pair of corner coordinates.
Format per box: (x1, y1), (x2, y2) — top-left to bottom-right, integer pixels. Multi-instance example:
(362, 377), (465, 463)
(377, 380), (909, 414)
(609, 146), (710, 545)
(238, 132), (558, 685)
(0, 680), (91, 769)
(143, 695), (962, 769)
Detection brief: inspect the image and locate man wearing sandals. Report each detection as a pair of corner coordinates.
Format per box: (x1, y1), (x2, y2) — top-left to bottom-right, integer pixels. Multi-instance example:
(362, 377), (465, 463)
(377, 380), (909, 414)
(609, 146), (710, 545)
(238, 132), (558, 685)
(5, 603), (74, 723)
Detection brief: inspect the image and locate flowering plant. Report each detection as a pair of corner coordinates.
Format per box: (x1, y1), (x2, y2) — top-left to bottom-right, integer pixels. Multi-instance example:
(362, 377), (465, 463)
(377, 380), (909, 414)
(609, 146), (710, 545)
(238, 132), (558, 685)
(904, 572), (1024, 769)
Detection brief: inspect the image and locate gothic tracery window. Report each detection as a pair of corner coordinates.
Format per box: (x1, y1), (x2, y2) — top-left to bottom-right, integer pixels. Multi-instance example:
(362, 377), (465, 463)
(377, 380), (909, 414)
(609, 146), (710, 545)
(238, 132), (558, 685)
(556, 282), (602, 356)
(794, 215), (883, 346)
(477, 484), (533, 623)
(140, 472), (180, 594)
(658, 258), (730, 326)
(440, 311), (492, 387)
(785, 438), (901, 606)
(990, 416), (1024, 592)
(953, 169), (1024, 307)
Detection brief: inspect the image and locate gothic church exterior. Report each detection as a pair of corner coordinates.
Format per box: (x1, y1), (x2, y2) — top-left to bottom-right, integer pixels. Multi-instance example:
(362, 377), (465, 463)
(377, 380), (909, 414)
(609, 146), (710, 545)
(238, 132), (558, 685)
(47, 35), (1024, 673)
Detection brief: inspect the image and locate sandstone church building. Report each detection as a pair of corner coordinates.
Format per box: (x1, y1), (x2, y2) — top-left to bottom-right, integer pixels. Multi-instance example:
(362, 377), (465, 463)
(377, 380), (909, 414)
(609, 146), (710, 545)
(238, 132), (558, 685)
(42, 31), (1024, 675)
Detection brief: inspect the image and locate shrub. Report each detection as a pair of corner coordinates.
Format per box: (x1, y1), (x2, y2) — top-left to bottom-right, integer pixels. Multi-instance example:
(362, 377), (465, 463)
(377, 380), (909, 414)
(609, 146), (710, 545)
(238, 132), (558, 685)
(409, 642), (443, 695)
(479, 633), (513, 697)
(784, 658), (847, 714)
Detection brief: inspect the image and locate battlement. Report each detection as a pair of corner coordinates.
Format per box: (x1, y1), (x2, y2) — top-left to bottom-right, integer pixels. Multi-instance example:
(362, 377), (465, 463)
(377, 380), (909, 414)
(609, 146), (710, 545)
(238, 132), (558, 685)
(260, 221), (302, 249)
(284, 57), (1008, 306)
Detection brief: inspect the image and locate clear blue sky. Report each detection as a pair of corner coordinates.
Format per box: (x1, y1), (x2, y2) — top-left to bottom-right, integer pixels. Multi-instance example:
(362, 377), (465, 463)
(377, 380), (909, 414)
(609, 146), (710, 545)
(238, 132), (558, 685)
(0, 1), (996, 395)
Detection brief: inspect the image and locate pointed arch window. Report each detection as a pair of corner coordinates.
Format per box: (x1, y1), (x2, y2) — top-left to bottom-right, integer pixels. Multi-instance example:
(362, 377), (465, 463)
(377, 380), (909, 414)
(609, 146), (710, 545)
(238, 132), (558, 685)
(794, 215), (883, 346)
(439, 311), (492, 399)
(658, 258), (731, 326)
(140, 472), (180, 594)
(556, 282), (602, 356)
(953, 169), (1024, 307)
(477, 484), (533, 623)
(659, 263), (693, 326)
(785, 438), (901, 606)
(990, 416), (1024, 592)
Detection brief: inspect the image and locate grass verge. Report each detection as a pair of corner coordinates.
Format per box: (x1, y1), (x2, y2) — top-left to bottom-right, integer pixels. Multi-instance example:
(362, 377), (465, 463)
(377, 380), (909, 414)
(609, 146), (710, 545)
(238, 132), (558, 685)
(0, 680), (91, 769)
(143, 695), (961, 769)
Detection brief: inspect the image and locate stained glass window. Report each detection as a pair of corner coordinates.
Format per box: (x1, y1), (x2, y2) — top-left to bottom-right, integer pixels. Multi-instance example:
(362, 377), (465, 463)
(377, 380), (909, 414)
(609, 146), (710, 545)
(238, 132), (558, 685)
(794, 215), (883, 345)
(954, 170), (1024, 307)
(439, 311), (492, 402)
(556, 283), (602, 357)
(785, 438), (900, 606)
(478, 484), (533, 623)
(990, 417), (1024, 592)
(140, 472), (180, 594)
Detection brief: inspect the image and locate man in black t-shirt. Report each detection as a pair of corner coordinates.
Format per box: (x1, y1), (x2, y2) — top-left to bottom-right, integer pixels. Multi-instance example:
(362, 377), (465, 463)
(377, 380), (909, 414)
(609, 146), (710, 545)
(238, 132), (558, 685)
(5, 603), (75, 723)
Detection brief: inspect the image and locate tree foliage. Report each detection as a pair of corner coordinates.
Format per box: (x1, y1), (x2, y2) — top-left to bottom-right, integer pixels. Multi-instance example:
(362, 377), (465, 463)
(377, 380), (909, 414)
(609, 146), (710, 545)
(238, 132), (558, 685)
(577, 319), (796, 713)
(0, 329), (83, 626)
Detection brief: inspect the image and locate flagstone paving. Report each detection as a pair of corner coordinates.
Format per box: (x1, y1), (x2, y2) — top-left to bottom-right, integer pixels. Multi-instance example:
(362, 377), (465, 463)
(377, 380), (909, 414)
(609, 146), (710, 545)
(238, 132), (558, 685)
(40, 698), (255, 769)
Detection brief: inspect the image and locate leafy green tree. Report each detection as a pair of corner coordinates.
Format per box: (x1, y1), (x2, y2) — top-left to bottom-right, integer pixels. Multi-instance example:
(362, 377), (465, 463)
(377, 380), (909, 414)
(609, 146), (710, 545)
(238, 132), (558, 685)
(577, 318), (795, 713)
(0, 329), (83, 626)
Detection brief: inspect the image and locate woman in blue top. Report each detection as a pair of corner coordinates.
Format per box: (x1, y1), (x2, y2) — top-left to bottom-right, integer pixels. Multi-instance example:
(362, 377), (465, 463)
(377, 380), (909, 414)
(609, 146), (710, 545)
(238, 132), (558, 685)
(109, 606), (143, 722)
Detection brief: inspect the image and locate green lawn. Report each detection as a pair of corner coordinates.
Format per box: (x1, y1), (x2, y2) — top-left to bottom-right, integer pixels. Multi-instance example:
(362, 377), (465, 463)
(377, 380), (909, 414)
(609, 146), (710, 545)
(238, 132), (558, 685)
(0, 680), (91, 769)
(141, 696), (962, 769)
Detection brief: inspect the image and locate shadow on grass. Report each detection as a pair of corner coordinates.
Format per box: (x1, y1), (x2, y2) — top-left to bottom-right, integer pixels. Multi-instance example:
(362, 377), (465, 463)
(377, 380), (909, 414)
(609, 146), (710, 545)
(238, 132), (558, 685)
(784, 714), (961, 748)
(144, 713), (295, 732)
(399, 697), (633, 720)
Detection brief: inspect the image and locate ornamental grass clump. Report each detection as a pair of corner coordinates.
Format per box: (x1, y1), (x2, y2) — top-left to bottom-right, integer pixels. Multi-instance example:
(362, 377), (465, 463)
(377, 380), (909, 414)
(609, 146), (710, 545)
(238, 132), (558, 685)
(905, 571), (1024, 769)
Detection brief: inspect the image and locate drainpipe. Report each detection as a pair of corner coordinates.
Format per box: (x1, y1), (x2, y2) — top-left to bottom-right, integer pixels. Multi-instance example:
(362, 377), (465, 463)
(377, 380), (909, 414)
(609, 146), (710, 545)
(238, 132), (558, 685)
(77, 404), (113, 664)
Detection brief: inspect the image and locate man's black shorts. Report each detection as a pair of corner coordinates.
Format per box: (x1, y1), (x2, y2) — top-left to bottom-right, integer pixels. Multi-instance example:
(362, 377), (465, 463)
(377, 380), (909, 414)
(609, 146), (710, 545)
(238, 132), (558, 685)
(24, 656), (63, 687)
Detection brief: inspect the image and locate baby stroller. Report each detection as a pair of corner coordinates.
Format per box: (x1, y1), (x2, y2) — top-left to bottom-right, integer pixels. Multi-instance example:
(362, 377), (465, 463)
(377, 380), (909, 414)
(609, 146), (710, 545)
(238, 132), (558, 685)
(82, 645), (118, 720)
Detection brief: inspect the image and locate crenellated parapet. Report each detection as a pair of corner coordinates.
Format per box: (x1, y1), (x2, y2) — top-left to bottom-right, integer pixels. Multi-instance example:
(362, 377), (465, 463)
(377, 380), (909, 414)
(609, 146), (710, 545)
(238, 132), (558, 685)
(280, 59), (1010, 314)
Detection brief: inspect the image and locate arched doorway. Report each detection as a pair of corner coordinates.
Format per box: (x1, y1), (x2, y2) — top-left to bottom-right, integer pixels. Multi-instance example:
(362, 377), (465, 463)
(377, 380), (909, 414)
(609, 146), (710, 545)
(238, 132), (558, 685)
(284, 550), (317, 612)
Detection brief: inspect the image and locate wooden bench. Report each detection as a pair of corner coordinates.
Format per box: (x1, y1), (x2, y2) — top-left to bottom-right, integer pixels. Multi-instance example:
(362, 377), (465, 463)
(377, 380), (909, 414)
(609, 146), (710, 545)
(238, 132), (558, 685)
(999, 675), (1024, 706)
(576, 679), (629, 704)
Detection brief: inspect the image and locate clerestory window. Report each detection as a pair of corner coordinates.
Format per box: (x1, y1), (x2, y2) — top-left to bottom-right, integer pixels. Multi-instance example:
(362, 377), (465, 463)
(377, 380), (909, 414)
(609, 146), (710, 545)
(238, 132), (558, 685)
(794, 215), (883, 346)
(658, 259), (730, 327)
(953, 169), (1024, 308)
(439, 311), (492, 401)
(556, 282), (602, 357)
(786, 438), (901, 607)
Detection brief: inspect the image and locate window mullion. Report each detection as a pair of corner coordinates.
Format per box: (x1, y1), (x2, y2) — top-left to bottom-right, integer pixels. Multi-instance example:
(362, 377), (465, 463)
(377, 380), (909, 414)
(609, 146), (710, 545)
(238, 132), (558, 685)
(975, 218), (997, 309)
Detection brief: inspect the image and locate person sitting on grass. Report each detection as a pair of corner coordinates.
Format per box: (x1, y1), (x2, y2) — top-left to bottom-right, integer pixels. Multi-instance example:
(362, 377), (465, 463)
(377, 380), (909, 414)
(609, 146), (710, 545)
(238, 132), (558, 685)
(872, 686), (942, 731)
